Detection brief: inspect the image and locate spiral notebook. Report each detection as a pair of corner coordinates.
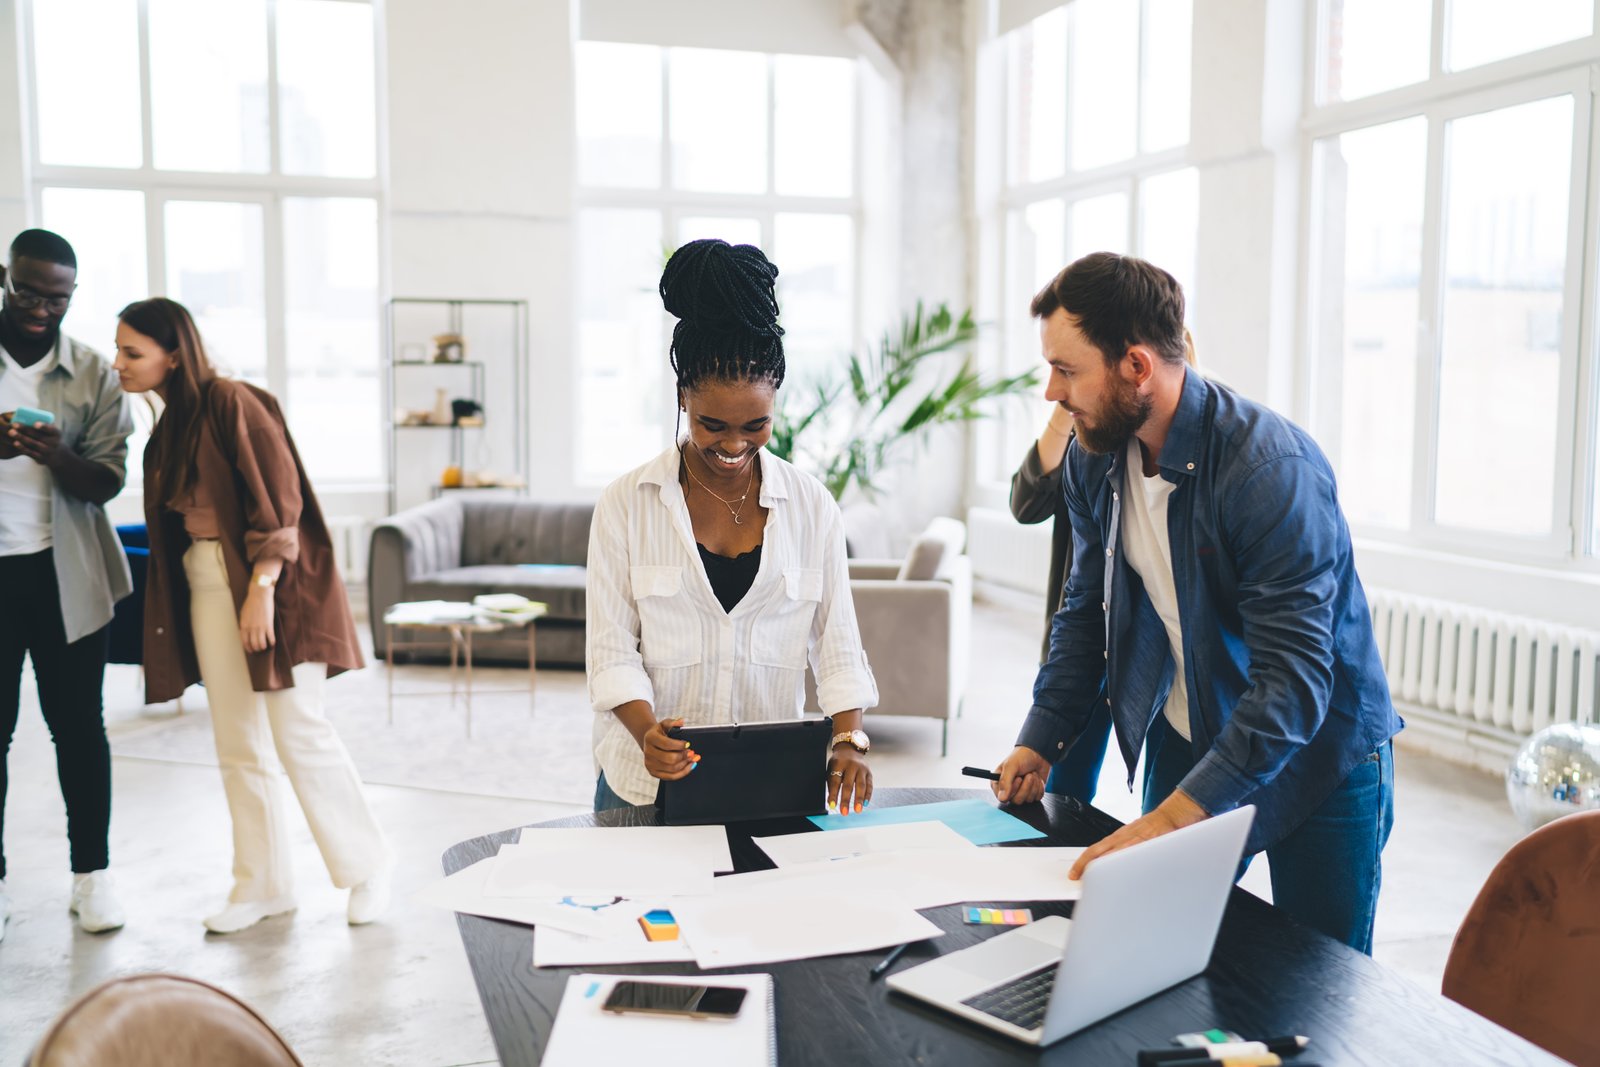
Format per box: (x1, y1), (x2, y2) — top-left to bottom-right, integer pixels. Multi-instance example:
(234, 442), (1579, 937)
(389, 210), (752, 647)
(542, 972), (776, 1067)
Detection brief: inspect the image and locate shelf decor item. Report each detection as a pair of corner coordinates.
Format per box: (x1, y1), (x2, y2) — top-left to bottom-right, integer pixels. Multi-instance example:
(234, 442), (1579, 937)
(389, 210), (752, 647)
(1506, 722), (1600, 831)
(385, 299), (528, 513)
(432, 332), (466, 363)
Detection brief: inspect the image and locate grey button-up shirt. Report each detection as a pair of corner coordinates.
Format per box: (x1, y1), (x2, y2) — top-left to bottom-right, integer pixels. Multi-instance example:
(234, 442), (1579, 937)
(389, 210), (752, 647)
(0, 334), (134, 642)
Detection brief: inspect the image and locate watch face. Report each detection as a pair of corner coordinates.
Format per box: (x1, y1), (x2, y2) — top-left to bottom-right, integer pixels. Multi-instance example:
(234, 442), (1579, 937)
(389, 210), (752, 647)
(851, 729), (870, 753)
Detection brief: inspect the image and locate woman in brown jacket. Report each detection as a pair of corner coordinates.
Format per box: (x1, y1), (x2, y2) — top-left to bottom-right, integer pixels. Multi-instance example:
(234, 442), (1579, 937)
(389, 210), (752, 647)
(113, 297), (391, 934)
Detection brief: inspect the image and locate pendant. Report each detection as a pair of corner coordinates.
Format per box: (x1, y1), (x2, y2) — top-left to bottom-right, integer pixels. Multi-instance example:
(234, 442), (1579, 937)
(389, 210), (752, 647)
(733, 514), (744, 525)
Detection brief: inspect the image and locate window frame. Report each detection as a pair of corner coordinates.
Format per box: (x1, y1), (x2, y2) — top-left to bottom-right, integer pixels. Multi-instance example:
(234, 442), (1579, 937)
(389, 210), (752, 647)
(18, 0), (389, 489)
(1301, 0), (1600, 566)
(975, 0), (1196, 495)
(571, 41), (865, 488)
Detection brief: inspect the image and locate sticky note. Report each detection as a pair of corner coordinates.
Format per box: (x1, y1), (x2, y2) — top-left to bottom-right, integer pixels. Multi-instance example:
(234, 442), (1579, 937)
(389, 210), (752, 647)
(638, 909), (680, 942)
(964, 907), (1032, 925)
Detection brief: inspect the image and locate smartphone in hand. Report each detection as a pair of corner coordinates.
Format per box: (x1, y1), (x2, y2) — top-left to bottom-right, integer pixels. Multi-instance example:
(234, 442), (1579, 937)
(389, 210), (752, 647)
(10, 406), (55, 427)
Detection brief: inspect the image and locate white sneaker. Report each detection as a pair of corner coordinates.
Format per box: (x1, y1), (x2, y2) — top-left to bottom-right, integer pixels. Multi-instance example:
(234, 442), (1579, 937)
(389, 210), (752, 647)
(346, 864), (393, 926)
(203, 894), (297, 935)
(70, 870), (125, 933)
(0, 878), (10, 942)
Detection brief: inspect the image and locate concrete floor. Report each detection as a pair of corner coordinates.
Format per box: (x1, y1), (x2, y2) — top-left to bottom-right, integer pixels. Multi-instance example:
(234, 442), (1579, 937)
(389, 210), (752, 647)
(0, 585), (1523, 1065)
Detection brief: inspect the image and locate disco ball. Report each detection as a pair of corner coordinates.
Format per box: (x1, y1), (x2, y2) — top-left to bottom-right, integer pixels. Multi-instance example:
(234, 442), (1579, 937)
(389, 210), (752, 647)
(1505, 722), (1600, 832)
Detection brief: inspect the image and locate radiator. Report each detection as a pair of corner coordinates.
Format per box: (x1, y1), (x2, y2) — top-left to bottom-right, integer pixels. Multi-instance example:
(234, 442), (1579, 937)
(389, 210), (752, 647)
(1368, 589), (1600, 771)
(967, 506), (1053, 597)
(325, 516), (372, 587)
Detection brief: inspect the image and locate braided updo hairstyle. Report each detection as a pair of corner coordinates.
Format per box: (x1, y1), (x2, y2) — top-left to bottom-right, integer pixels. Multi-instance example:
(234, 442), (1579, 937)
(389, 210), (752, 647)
(660, 239), (785, 391)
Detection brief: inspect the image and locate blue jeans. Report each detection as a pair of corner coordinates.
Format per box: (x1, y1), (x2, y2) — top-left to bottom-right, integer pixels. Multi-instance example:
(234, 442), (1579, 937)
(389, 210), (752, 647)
(1142, 717), (1395, 954)
(593, 771), (635, 813)
(1043, 700), (1114, 803)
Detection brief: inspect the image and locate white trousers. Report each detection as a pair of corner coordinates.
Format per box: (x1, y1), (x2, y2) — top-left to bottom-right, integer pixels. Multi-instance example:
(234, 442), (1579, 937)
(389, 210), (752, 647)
(184, 541), (389, 902)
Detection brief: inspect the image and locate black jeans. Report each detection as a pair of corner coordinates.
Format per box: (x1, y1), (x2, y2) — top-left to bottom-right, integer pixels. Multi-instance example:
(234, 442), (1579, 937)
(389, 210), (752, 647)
(0, 549), (113, 878)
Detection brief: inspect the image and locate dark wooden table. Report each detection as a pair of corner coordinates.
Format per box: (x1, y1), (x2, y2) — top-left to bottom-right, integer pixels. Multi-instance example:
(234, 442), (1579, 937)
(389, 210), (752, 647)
(442, 787), (1562, 1066)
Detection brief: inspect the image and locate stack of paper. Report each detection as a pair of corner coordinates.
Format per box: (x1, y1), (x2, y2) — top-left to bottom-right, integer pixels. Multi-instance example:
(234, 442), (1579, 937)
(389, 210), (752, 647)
(383, 600), (477, 624)
(419, 814), (1086, 971)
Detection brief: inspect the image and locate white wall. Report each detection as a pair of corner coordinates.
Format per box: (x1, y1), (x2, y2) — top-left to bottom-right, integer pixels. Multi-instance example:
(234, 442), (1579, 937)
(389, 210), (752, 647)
(384, 0), (576, 503)
(582, 0), (856, 55)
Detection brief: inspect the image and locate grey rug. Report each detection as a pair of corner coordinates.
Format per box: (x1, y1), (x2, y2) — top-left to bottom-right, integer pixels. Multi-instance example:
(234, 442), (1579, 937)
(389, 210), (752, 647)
(106, 660), (599, 807)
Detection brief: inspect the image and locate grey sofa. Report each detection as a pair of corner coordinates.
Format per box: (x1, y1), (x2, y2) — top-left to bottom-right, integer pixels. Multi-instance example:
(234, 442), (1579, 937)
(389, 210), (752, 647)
(367, 497), (594, 666)
(805, 519), (973, 755)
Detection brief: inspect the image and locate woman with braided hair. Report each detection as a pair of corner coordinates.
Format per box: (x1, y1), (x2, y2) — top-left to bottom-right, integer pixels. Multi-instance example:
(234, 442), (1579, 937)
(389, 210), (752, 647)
(585, 239), (879, 814)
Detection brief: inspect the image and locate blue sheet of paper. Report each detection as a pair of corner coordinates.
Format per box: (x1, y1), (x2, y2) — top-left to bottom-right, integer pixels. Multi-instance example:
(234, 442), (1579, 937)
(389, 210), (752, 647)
(806, 798), (1046, 845)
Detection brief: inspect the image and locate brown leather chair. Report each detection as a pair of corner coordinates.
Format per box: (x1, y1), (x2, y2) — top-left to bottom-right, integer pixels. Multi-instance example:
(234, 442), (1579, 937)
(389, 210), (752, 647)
(1442, 809), (1600, 1066)
(27, 974), (303, 1067)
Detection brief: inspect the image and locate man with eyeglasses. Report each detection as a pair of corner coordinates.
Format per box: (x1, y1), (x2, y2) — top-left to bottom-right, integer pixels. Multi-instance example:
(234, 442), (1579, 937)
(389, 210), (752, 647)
(0, 229), (133, 940)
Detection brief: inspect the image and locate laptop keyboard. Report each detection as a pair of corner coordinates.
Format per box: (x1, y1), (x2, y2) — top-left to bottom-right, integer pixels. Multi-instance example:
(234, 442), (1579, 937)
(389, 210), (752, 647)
(961, 964), (1058, 1032)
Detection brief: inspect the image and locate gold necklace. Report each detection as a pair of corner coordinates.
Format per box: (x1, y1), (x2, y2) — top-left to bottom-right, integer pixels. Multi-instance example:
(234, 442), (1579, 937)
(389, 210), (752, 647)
(681, 447), (757, 525)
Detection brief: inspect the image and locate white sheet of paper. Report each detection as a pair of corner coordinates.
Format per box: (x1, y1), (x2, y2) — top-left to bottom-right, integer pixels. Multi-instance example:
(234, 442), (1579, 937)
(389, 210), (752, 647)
(414, 857), (608, 937)
(670, 893), (944, 969)
(484, 825), (732, 899)
(511, 825), (734, 873)
(533, 902), (697, 967)
(711, 846), (1086, 910)
(484, 842), (715, 899)
(751, 820), (974, 867)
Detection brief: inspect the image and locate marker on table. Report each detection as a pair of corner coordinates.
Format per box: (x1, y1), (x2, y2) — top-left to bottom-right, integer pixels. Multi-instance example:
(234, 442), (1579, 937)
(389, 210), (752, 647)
(960, 766), (1001, 781)
(1138, 1037), (1311, 1066)
(1137, 1056), (1295, 1067)
(869, 942), (911, 981)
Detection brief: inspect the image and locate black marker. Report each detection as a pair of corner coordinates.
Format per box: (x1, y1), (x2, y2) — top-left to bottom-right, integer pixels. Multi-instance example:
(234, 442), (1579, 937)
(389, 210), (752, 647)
(960, 766), (1001, 781)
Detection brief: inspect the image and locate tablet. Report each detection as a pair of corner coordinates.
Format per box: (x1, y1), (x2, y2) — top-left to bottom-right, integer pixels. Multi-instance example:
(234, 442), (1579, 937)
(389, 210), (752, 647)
(655, 718), (832, 825)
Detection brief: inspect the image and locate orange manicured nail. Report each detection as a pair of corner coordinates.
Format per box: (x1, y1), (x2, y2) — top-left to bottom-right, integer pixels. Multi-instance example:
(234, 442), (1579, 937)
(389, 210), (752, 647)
(855, 802), (863, 814)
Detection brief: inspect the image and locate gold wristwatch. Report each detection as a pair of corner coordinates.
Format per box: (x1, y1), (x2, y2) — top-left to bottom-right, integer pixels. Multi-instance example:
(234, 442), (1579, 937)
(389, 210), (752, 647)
(831, 729), (870, 754)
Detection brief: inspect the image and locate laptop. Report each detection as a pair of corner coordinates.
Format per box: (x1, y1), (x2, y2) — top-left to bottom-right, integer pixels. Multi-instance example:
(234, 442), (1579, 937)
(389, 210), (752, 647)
(886, 805), (1255, 1046)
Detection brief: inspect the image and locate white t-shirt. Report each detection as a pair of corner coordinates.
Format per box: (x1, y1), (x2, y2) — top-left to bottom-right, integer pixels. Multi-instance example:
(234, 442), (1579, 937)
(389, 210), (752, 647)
(0, 342), (57, 556)
(1119, 438), (1190, 740)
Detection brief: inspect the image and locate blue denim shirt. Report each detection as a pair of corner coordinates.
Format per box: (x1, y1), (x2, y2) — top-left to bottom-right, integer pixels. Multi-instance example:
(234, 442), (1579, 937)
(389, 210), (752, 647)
(1016, 368), (1401, 852)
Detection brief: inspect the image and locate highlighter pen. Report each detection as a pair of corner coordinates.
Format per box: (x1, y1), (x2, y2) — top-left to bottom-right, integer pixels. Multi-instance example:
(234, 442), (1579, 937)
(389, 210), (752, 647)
(1138, 1056), (1283, 1067)
(960, 766), (1001, 781)
(1132, 1049), (1292, 1067)
(1140, 1036), (1311, 1064)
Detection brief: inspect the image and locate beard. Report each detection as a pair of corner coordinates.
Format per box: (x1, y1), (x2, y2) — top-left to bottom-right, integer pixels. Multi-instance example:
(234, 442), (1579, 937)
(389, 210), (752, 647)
(1071, 376), (1152, 455)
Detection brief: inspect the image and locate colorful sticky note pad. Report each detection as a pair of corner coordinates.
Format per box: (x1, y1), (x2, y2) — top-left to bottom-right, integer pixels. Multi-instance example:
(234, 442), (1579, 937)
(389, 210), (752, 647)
(638, 909), (680, 942)
(964, 907), (1032, 925)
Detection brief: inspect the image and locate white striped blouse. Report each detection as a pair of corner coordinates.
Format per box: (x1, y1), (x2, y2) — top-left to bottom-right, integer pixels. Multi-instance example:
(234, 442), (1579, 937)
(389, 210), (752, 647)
(586, 444), (878, 806)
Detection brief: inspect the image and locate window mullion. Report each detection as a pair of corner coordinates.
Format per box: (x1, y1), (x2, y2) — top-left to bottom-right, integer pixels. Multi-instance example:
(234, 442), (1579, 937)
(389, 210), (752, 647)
(136, 0), (154, 172)
(265, 0), (282, 176)
(660, 49), (672, 191)
(1411, 110), (1449, 538)
(263, 195), (288, 401)
(1430, 0), (1449, 79)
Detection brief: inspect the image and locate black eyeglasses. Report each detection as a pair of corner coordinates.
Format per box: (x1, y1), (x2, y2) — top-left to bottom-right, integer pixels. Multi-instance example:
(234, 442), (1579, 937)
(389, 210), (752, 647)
(3, 273), (72, 314)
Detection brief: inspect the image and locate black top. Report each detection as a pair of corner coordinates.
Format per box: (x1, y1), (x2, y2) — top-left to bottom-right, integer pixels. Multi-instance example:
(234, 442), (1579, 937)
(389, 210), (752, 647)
(698, 542), (761, 613)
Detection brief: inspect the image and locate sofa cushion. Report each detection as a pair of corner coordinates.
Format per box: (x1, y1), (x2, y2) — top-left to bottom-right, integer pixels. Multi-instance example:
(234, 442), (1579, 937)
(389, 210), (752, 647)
(461, 500), (592, 567)
(897, 516), (967, 581)
(407, 565), (587, 621)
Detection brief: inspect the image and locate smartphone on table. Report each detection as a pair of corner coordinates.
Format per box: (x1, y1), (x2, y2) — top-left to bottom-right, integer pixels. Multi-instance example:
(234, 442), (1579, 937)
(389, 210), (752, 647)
(9, 406), (55, 427)
(601, 980), (747, 1019)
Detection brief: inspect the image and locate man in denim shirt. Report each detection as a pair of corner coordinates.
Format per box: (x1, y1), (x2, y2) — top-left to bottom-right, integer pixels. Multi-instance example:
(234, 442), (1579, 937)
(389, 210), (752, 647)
(993, 253), (1401, 953)
(0, 229), (133, 939)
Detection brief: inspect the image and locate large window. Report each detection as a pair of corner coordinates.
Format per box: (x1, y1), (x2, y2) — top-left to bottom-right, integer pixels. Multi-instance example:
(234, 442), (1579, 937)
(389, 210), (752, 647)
(23, 0), (383, 486)
(573, 41), (859, 486)
(983, 1), (1198, 482)
(1308, 1), (1599, 561)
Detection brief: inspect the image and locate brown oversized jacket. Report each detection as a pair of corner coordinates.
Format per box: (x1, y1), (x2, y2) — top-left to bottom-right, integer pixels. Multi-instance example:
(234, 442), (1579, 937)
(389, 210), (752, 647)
(141, 378), (364, 703)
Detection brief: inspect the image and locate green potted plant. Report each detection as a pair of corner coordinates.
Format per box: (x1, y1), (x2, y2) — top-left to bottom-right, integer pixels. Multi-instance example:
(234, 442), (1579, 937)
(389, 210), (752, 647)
(769, 302), (1039, 500)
